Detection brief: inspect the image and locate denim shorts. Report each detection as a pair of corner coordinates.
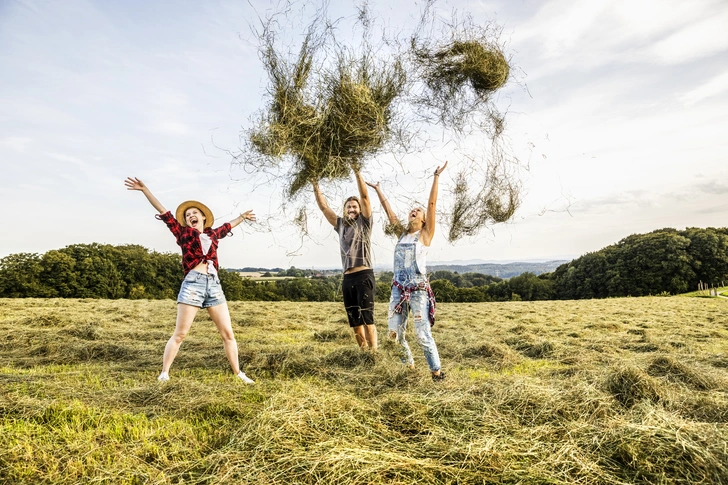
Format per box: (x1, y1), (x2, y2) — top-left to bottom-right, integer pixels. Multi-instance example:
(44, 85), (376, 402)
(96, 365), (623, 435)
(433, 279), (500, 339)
(177, 270), (226, 308)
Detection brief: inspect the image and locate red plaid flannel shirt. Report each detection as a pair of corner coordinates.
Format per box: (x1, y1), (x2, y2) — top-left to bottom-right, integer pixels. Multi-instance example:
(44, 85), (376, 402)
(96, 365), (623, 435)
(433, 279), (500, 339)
(156, 211), (232, 275)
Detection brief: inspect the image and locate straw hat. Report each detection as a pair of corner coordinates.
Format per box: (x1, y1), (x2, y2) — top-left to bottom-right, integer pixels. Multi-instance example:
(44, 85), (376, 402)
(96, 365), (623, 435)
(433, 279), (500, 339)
(175, 200), (214, 228)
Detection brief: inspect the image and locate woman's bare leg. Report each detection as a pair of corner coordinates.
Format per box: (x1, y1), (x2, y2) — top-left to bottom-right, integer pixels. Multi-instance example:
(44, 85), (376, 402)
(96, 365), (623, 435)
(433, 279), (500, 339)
(162, 303), (198, 373)
(207, 303), (240, 374)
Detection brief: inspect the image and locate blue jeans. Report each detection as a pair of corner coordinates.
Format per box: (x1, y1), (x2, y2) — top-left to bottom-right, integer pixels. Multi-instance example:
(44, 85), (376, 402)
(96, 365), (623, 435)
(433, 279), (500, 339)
(177, 270), (226, 308)
(387, 285), (441, 372)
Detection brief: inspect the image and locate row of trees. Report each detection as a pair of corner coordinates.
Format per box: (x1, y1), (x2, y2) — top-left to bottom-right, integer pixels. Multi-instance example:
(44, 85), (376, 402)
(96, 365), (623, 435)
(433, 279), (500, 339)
(550, 227), (728, 299)
(0, 243), (549, 302)
(0, 244), (182, 299)
(1, 228), (726, 301)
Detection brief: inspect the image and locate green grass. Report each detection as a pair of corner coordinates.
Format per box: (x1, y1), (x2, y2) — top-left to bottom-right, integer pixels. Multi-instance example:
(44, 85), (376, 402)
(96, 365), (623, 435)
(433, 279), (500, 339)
(679, 286), (728, 298)
(1, 297), (727, 484)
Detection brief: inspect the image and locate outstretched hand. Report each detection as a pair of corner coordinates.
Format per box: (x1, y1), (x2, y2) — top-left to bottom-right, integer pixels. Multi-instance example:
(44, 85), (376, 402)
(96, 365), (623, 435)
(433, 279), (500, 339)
(124, 177), (146, 191)
(434, 161), (448, 176)
(241, 210), (256, 222)
(365, 181), (381, 190)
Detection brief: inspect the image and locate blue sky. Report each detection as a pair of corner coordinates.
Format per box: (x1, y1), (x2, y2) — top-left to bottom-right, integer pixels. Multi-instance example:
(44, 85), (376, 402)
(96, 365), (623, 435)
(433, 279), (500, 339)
(2, 0), (727, 270)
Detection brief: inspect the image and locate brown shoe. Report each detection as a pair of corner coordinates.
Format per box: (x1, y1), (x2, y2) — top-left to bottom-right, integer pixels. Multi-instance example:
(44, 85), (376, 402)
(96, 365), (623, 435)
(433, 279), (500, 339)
(432, 371), (446, 382)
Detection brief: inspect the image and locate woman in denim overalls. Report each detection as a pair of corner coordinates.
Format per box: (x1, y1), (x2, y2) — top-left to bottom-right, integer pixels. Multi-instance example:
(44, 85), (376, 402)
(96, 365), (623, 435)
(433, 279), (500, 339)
(367, 162), (447, 381)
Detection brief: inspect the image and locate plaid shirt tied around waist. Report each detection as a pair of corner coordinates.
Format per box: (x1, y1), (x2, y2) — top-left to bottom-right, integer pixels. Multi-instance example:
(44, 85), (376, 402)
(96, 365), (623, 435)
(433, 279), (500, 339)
(156, 211), (232, 275)
(391, 279), (437, 327)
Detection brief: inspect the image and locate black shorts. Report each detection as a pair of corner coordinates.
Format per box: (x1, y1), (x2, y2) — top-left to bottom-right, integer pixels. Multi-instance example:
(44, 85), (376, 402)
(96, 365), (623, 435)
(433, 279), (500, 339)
(342, 269), (376, 327)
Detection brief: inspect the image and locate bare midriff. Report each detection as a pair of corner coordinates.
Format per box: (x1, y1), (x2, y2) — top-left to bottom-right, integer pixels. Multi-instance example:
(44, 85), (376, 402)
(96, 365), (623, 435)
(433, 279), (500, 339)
(344, 265), (370, 275)
(192, 262), (209, 274)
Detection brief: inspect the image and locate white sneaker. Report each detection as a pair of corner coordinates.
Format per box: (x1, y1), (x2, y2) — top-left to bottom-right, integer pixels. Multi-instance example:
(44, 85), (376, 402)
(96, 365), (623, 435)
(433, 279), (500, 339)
(237, 371), (255, 384)
(157, 372), (169, 382)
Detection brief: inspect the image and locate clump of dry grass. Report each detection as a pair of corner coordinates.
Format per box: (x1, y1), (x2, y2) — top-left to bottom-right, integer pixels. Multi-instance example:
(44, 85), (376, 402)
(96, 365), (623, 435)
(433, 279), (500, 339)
(598, 413), (728, 484)
(62, 322), (101, 340)
(504, 335), (555, 359)
(413, 40), (509, 116)
(462, 342), (519, 369)
(678, 394), (728, 423)
(447, 163), (521, 242)
(379, 395), (432, 436)
(1, 297), (727, 483)
(646, 355), (718, 391)
(606, 366), (663, 408)
(383, 220), (407, 239)
(247, 16), (406, 197)
(312, 327), (351, 342)
(323, 346), (377, 369)
(409, 6), (511, 132)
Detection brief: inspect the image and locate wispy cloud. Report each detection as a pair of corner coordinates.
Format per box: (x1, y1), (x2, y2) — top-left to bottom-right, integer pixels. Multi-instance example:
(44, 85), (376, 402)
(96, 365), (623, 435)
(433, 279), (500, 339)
(647, 10), (728, 65)
(513, 0), (727, 79)
(572, 190), (659, 214)
(694, 180), (728, 195)
(0, 136), (33, 153)
(679, 70), (728, 106)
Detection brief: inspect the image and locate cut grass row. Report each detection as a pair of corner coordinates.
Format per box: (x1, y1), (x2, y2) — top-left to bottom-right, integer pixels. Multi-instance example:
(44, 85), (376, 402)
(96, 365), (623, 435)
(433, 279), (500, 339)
(1, 297), (727, 484)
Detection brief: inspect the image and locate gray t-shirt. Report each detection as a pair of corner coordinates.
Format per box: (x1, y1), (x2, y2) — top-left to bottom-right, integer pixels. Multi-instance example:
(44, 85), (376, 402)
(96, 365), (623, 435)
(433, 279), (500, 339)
(335, 214), (373, 271)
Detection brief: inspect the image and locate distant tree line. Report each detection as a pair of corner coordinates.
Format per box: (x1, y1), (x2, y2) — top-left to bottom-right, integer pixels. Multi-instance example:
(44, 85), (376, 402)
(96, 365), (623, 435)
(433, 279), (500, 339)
(1, 228), (726, 301)
(549, 227), (728, 299)
(0, 244), (182, 299)
(428, 261), (566, 278)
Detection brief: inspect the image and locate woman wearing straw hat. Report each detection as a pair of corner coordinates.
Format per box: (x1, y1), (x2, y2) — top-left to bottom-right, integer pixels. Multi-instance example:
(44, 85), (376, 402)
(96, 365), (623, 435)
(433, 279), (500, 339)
(366, 162), (448, 381)
(125, 177), (256, 384)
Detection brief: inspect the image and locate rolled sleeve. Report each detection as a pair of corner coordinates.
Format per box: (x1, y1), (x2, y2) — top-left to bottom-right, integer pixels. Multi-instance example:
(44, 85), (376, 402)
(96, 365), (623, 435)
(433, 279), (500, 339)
(212, 222), (232, 239)
(155, 211), (183, 239)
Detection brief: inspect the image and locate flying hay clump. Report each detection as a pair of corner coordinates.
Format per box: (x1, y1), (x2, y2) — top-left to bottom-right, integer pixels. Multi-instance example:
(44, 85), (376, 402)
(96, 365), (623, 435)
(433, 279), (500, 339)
(249, 27), (406, 197)
(410, 11), (511, 131)
(447, 167), (520, 243)
(417, 40), (509, 97)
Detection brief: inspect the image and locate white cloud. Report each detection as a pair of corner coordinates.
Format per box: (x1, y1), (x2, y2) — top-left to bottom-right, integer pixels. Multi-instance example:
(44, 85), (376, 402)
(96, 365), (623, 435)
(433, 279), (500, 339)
(511, 0), (727, 80)
(1, 0), (727, 267)
(0, 136), (33, 153)
(148, 121), (194, 136)
(648, 11), (728, 65)
(610, 0), (715, 39)
(679, 70), (728, 106)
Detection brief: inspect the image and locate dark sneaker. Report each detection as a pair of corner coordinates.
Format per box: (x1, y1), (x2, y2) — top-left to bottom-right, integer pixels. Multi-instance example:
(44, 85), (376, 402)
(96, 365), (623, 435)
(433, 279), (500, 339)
(432, 371), (446, 382)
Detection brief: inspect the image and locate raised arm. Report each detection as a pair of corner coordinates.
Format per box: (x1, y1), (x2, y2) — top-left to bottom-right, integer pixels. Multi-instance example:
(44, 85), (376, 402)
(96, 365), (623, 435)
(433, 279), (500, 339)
(229, 210), (256, 229)
(366, 180), (399, 226)
(354, 170), (372, 219)
(125, 177), (167, 214)
(421, 161), (448, 246)
(312, 181), (338, 227)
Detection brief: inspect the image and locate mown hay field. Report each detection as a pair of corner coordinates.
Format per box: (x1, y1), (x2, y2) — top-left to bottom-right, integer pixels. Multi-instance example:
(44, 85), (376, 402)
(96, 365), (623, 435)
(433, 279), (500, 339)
(1, 297), (727, 484)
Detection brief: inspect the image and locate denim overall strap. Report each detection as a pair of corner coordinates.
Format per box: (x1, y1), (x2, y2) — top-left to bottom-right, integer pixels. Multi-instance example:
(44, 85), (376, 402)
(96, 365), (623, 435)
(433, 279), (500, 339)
(393, 231), (424, 286)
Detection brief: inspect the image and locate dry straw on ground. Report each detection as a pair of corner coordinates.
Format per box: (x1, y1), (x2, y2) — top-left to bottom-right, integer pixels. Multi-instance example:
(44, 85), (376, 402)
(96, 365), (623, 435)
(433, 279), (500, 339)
(1, 296), (727, 483)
